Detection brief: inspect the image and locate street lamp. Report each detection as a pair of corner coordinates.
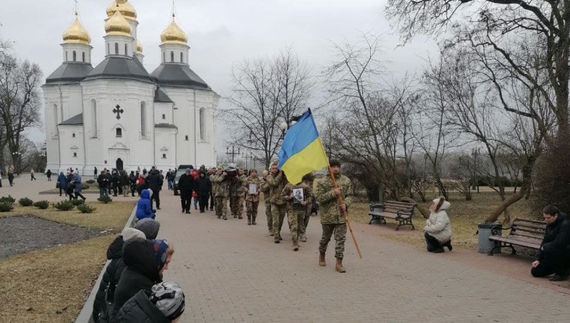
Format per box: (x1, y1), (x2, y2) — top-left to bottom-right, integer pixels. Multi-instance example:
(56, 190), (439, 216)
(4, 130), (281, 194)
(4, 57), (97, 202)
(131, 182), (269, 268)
(471, 148), (480, 192)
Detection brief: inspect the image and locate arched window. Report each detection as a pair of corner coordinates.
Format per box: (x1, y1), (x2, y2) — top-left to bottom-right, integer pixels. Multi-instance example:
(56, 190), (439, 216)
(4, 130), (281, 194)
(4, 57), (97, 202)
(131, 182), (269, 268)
(72, 133), (76, 138)
(115, 43), (119, 55)
(170, 51), (174, 62)
(162, 153), (167, 159)
(199, 108), (206, 141)
(116, 128), (122, 138)
(125, 44), (128, 55)
(72, 51), (76, 61)
(180, 52), (183, 63)
(140, 102), (147, 137)
(185, 135), (189, 141)
(91, 99), (97, 137)
(73, 152), (77, 157)
(82, 52), (85, 62)
(162, 114), (166, 120)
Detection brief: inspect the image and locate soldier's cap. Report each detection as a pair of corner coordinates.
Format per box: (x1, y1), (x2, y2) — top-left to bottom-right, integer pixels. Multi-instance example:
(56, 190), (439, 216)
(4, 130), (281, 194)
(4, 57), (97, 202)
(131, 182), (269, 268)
(329, 159), (341, 167)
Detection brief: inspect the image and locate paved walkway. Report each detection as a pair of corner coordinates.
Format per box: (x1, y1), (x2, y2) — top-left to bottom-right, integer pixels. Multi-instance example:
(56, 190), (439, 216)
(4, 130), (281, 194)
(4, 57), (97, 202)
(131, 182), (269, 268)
(155, 193), (570, 323)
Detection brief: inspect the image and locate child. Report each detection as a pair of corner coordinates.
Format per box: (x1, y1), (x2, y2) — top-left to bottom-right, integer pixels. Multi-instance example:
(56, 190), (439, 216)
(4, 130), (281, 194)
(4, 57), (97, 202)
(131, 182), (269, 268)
(116, 281), (185, 322)
(136, 189), (155, 220)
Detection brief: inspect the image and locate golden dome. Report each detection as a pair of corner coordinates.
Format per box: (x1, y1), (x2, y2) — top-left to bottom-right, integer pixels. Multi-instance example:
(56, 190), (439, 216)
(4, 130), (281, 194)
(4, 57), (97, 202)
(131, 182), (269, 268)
(160, 16), (188, 45)
(62, 15), (91, 45)
(106, 0), (137, 21)
(105, 10), (132, 37)
(136, 40), (143, 54)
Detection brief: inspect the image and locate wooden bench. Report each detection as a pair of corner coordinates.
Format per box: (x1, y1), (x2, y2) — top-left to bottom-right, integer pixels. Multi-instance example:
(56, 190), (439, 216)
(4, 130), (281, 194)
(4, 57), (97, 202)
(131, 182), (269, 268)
(488, 218), (545, 255)
(368, 200), (416, 231)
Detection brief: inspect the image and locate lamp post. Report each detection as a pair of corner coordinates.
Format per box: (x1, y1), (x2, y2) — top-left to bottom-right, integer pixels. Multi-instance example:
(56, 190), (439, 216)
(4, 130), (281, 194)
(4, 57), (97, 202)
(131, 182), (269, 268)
(12, 151), (21, 175)
(471, 148), (480, 192)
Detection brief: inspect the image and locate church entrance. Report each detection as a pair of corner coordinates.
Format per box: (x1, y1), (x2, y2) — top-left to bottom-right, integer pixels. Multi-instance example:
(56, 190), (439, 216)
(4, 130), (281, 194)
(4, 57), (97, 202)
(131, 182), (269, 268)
(116, 158), (124, 171)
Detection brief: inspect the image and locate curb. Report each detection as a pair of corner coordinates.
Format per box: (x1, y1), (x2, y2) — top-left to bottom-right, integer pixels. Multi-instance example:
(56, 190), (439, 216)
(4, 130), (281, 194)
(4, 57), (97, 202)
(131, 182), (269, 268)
(75, 205), (138, 323)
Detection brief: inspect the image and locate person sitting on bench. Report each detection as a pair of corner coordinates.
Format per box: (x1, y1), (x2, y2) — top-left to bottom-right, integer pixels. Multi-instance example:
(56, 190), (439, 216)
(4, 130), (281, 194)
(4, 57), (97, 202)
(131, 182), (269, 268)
(531, 205), (570, 282)
(423, 196), (453, 253)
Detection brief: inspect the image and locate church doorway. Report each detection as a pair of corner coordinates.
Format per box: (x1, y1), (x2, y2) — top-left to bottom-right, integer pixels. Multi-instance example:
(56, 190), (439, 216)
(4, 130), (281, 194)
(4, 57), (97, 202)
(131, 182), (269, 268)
(116, 158), (124, 171)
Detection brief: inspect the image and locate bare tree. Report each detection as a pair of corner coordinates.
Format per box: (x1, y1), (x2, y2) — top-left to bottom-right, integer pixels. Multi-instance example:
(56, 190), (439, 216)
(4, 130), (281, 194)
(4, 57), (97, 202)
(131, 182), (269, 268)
(0, 44), (43, 173)
(224, 48), (313, 169)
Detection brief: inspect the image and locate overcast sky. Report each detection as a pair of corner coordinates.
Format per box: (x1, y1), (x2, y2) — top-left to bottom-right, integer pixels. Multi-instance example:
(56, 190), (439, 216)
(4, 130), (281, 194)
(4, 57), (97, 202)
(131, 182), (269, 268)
(0, 0), (437, 144)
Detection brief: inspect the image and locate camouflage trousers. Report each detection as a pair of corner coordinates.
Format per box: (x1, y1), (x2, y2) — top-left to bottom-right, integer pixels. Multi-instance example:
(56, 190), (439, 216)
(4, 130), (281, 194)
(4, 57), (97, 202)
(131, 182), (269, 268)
(265, 202), (272, 233)
(299, 206), (311, 236)
(246, 200), (259, 222)
(215, 196), (227, 219)
(287, 208), (305, 245)
(229, 195), (243, 217)
(271, 204), (287, 238)
(319, 223), (347, 259)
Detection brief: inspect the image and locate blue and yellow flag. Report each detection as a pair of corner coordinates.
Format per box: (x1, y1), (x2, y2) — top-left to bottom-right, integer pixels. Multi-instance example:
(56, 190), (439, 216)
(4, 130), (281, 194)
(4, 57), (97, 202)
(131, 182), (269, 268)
(278, 110), (328, 184)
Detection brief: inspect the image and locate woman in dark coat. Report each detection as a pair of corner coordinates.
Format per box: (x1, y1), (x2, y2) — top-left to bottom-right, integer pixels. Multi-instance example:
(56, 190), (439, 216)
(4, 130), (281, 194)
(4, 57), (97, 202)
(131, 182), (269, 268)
(57, 172), (68, 196)
(195, 172), (212, 213)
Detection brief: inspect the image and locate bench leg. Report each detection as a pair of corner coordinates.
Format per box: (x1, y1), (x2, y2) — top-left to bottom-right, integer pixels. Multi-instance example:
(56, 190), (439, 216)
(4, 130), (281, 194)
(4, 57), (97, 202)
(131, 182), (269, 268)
(488, 242), (500, 256)
(509, 245), (516, 255)
(396, 218), (414, 231)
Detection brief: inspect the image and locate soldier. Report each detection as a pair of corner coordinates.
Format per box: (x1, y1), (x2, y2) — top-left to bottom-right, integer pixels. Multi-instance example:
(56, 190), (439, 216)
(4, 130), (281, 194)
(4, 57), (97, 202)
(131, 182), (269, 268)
(267, 161), (289, 243)
(282, 179), (312, 251)
(299, 172), (315, 242)
(260, 170), (272, 235)
(315, 159), (353, 273)
(236, 168), (247, 219)
(244, 169), (261, 225)
(211, 168), (230, 220)
(228, 167), (242, 219)
(209, 167), (217, 212)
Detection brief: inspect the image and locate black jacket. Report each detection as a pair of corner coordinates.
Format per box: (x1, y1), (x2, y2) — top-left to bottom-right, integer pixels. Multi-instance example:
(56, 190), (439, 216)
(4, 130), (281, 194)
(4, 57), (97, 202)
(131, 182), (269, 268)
(145, 170), (163, 192)
(110, 238), (161, 323)
(195, 176), (212, 197)
(116, 290), (170, 323)
(177, 174), (194, 192)
(537, 213), (570, 260)
(98, 173), (110, 189)
(93, 235), (127, 322)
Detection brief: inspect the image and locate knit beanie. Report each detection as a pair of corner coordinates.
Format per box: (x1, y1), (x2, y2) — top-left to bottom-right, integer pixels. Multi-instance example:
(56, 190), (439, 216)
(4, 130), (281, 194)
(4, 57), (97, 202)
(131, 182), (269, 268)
(152, 239), (170, 271)
(135, 218), (161, 239)
(122, 228), (146, 241)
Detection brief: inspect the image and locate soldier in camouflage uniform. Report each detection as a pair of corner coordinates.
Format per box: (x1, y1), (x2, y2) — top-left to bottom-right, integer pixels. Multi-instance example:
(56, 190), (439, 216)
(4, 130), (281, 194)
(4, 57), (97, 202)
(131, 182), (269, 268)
(315, 159), (353, 273)
(282, 180), (312, 251)
(267, 161), (289, 243)
(237, 168), (247, 219)
(260, 170), (272, 235)
(299, 172), (315, 242)
(228, 170), (242, 219)
(243, 169), (261, 225)
(211, 169), (230, 220)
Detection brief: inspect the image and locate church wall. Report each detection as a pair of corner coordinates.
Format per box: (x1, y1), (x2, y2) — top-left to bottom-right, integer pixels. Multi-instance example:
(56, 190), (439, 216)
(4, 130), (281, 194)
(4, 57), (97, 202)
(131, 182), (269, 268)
(153, 102), (174, 124)
(154, 128), (177, 170)
(58, 125), (85, 173)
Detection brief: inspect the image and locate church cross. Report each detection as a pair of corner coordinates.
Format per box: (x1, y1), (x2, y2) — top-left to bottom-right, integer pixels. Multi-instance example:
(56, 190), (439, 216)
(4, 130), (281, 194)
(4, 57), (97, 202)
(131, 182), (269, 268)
(113, 105), (124, 120)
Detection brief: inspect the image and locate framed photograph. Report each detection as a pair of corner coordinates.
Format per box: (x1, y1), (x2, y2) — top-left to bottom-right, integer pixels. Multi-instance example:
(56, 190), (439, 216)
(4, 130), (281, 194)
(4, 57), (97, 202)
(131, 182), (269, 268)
(293, 188), (304, 205)
(248, 183), (257, 194)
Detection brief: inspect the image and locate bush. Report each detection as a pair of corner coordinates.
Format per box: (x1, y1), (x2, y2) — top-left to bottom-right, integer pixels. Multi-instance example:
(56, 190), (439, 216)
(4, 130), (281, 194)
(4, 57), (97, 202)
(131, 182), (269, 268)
(81, 183), (90, 190)
(33, 200), (50, 209)
(77, 203), (96, 214)
(18, 198), (34, 207)
(97, 196), (113, 204)
(0, 202), (14, 212)
(0, 195), (16, 204)
(71, 199), (85, 206)
(86, 179), (96, 184)
(54, 200), (75, 211)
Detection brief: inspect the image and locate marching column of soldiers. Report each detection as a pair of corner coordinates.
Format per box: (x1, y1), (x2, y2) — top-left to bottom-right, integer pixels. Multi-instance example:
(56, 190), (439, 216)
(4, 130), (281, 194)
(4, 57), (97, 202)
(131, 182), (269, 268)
(208, 159), (353, 273)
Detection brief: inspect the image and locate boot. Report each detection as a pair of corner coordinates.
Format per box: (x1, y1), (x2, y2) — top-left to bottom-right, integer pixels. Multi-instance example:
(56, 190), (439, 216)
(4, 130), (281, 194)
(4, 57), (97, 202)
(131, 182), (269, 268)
(252, 216), (257, 225)
(444, 241), (453, 251)
(247, 214), (252, 225)
(293, 242), (299, 251)
(319, 253), (326, 267)
(335, 258), (346, 273)
(300, 235), (307, 242)
(238, 214), (243, 219)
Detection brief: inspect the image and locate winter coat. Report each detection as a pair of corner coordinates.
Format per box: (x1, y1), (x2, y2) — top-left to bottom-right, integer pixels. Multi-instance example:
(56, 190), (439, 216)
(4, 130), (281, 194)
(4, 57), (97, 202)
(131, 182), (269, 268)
(424, 201), (453, 243)
(120, 172), (130, 186)
(135, 190), (154, 220)
(110, 238), (161, 323)
(537, 213), (570, 261)
(57, 173), (68, 189)
(244, 177), (261, 203)
(116, 290), (170, 323)
(315, 172), (353, 225)
(282, 182), (312, 210)
(98, 173), (110, 189)
(74, 174), (83, 193)
(267, 171), (288, 206)
(195, 175), (212, 197)
(145, 170), (163, 192)
(177, 174), (194, 193)
(93, 236), (126, 322)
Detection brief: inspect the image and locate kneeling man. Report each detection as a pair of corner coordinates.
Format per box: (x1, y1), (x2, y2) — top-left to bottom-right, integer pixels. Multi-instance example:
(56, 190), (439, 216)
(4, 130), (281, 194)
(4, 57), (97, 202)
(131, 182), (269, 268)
(531, 205), (570, 282)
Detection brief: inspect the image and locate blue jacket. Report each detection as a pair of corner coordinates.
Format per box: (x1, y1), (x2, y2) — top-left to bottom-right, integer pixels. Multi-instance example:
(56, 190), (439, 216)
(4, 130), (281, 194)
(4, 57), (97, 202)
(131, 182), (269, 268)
(135, 190), (154, 220)
(74, 174), (83, 193)
(58, 172), (68, 189)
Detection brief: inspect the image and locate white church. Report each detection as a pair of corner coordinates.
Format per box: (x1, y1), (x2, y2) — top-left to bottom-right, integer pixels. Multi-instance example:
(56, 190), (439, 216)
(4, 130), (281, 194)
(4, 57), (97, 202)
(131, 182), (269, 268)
(42, 0), (219, 175)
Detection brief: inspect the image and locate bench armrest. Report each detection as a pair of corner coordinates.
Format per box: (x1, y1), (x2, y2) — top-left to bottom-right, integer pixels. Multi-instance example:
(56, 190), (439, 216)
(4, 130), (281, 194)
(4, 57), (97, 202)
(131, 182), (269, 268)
(490, 226), (503, 236)
(396, 210), (412, 220)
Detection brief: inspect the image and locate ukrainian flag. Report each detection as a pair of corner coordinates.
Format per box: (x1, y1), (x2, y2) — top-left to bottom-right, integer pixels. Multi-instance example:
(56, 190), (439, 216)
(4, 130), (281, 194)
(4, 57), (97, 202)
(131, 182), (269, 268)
(278, 110), (329, 184)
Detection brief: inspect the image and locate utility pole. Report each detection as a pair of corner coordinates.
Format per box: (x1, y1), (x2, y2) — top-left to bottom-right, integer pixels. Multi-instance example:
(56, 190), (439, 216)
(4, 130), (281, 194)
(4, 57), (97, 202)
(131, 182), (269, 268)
(226, 146), (240, 164)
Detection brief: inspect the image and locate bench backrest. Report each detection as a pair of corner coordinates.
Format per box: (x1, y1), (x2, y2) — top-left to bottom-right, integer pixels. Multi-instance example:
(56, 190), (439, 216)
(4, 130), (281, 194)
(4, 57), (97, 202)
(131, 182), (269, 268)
(509, 218), (546, 245)
(383, 200), (416, 216)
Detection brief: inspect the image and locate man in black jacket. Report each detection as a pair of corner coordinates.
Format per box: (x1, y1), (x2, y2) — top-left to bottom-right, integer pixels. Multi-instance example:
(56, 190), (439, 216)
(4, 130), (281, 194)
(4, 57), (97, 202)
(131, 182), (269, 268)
(146, 168), (164, 210)
(531, 205), (570, 281)
(177, 168), (194, 214)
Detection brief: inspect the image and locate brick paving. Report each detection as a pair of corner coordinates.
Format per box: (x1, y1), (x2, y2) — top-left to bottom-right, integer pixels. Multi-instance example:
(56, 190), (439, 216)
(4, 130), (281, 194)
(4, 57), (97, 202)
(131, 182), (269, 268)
(156, 192), (570, 323)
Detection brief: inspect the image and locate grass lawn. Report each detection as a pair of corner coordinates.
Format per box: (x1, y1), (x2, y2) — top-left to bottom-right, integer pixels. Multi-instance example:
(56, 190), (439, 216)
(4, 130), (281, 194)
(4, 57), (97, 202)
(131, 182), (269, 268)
(0, 201), (136, 323)
(349, 191), (535, 251)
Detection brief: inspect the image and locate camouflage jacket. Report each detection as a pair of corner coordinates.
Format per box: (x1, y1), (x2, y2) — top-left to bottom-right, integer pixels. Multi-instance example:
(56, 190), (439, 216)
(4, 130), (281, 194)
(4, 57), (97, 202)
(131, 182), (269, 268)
(211, 174), (219, 195)
(211, 174), (230, 197)
(267, 171), (288, 206)
(315, 172), (353, 224)
(243, 177), (261, 202)
(282, 182), (312, 210)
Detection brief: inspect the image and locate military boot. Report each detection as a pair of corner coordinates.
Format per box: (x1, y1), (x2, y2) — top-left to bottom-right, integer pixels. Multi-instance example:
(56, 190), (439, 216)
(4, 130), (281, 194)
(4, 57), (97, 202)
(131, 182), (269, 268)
(335, 258), (346, 273)
(252, 215), (257, 225)
(300, 235), (307, 242)
(319, 253), (326, 267)
(247, 214), (252, 225)
(293, 242), (299, 251)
